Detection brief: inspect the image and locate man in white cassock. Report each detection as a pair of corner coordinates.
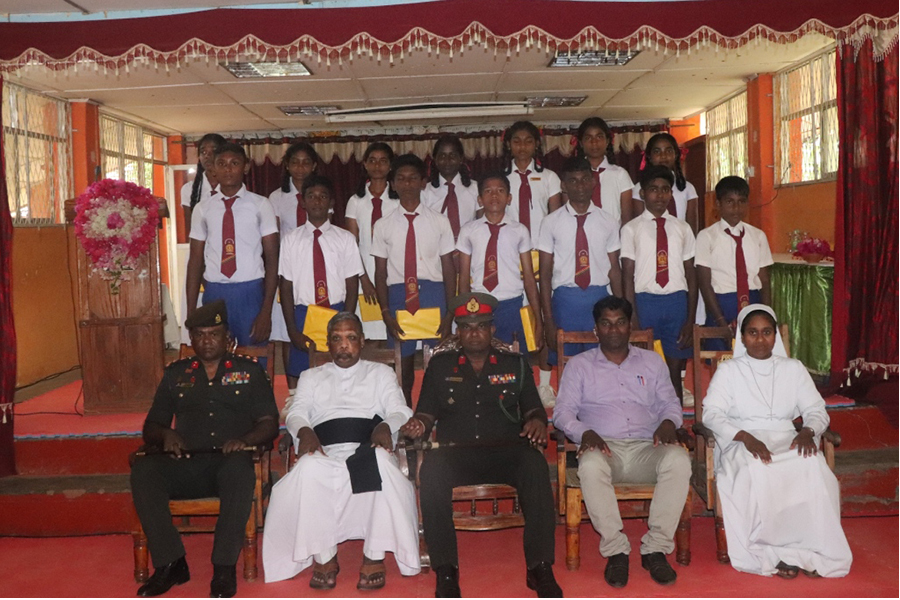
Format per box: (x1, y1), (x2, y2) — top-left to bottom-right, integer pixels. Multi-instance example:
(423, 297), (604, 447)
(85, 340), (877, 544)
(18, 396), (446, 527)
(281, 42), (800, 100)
(262, 311), (421, 590)
(703, 304), (852, 579)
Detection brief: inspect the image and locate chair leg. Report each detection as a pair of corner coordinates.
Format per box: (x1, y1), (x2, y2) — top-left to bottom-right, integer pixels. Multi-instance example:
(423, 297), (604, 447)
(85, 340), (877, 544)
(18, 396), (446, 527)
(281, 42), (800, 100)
(242, 507), (258, 581)
(675, 491), (691, 566)
(714, 489), (729, 564)
(565, 489), (582, 571)
(133, 523), (150, 583)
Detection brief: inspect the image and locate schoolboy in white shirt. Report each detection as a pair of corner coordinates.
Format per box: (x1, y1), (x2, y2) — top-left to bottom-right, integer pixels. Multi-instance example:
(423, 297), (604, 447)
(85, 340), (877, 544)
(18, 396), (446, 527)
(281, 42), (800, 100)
(456, 172), (543, 349)
(621, 166), (697, 400)
(695, 176), (773, 335)
(279, 174), (363, 393)
(185, 143), (279, 353)
(538, 156), (623, 366)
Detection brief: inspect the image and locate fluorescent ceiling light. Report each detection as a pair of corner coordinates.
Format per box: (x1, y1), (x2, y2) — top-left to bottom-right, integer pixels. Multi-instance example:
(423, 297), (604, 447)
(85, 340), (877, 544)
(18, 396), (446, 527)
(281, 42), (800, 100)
(221, 61), (311, 78)
(526, 96), (587, 107)
(279, 105), (341, 116)
(549, 50), (640, 68)
(325, 102), (532, 123)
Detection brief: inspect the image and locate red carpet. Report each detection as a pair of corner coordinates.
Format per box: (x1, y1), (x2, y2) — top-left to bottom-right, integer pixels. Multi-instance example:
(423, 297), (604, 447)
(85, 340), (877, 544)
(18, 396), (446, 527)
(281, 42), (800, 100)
(0, 516), (895, 597)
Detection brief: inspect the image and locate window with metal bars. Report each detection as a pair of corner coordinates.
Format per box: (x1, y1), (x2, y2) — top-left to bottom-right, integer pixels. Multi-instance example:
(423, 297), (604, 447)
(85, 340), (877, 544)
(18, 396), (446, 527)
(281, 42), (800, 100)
(2, 83), (72, 226)
(99, 114), (167, 189)
(705, 91), (748, 190)
(774, 49), (838, 185)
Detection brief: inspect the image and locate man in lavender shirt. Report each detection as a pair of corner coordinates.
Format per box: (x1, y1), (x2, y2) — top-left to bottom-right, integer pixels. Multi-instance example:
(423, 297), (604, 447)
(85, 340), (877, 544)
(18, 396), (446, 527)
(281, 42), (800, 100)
(553, 296), (690, 588)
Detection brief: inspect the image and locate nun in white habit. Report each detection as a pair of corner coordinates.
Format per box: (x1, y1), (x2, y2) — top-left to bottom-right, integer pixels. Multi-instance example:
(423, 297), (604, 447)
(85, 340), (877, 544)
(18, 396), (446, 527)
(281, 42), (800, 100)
(702, 304), (852, 578)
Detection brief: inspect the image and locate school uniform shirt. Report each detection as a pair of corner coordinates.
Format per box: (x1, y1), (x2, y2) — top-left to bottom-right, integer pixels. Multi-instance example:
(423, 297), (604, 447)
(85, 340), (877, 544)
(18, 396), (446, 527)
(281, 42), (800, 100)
(279, 221), (364, 306)
(456, 215), (532, 302)
(371, 203), (455, 286)
(632, 177), (698, 222)
(190, 184), (278, 284)
(592, 158), (635, 225)
(268, 181), (306, 238)
(505, 160), (562, 245)
(344, 185), (401, 279)
(536, 203), (621, 289)
(694, 219), (773, 294)
(180, 173), (216, 208)
(421, 174), (479, 238)
(620, 211), (696, 294)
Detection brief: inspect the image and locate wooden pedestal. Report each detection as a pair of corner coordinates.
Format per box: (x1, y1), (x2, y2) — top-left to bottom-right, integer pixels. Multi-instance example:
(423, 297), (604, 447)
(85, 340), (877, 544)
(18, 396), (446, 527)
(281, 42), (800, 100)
(65, 199), (167, 414)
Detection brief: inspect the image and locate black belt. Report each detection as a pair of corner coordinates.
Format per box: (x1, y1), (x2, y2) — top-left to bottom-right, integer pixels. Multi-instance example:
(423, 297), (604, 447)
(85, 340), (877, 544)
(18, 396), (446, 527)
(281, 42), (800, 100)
(313, 416), (384, 494)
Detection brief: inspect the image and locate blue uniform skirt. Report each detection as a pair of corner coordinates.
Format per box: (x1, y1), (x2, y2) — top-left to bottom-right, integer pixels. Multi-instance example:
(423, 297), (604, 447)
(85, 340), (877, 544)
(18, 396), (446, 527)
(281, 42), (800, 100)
(704, 290), (761, 350)
(287, 301), (345, 377)
(548, 285), (608, 365)
(387, 280), (446, 358)
(203, 279), (264, 348)
(493, 295), (527, 350)
(635, 290), (692, 360)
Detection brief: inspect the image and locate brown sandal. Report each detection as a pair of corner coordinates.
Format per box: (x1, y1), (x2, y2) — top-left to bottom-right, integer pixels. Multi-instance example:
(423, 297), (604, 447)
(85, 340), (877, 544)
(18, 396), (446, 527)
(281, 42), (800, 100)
(801, 569), (821, 578)
(775, 561), (799, 579)
(357, 558), (386, 591)
(310, 557), (340, 589)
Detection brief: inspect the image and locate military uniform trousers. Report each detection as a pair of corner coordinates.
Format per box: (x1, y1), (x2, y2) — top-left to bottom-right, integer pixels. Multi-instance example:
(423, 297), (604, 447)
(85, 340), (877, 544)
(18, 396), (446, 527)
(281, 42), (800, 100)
(419, 445), (556, 568)
(130, 452), (255, 568)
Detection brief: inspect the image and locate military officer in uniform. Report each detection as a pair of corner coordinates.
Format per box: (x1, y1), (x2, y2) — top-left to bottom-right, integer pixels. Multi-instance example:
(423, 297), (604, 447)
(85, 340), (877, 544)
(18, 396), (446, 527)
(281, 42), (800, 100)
(130, 300), (279, 598)
(401, 293), (562, 598)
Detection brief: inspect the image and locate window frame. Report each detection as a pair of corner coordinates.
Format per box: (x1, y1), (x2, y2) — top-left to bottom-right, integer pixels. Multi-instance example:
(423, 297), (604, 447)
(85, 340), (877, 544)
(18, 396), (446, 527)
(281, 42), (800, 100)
(774, 47), (839, 187)
(705, 90), (748, 191)
(99, 113), (168, 190)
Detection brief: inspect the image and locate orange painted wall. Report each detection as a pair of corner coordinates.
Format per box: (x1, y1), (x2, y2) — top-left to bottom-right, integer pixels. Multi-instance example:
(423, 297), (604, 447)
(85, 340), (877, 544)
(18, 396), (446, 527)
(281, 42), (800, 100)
(768, 181), (837, 252)
(12, 227), (79, 386)
(669, 116), (702, 147)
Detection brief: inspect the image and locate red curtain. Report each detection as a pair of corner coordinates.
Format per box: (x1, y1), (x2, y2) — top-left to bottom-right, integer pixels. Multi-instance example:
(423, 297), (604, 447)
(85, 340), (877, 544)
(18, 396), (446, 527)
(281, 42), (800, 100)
(831, 39), (899, 380)
(0, 75), (16, 477)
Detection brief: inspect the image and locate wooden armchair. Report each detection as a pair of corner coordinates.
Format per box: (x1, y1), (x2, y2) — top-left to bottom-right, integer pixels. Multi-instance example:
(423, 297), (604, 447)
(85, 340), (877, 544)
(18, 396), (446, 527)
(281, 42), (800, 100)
(690, 324), (841, 563)
(554, 328), (692, 570)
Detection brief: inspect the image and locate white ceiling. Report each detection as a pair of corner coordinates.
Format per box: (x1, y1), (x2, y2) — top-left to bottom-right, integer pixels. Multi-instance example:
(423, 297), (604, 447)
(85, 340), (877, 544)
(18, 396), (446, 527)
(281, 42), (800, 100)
(4, 11), (835, 135)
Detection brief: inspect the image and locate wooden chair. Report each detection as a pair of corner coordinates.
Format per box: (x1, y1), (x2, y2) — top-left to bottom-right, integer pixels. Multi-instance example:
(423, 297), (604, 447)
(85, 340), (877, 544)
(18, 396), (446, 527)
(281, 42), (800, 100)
(690, 324), (841, 563)
(404, 336), (527, 570)
(554, 328), (692, 570)
(132, 342), (278, 582)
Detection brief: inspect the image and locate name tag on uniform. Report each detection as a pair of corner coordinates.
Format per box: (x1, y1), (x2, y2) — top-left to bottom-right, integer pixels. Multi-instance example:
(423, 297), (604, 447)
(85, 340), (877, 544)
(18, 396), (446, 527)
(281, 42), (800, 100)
(222, 372), (250, 386)
(530, 177), (541, 182)
(445, 376), (463, 382)
(488, 373), (517, 385)
(175, 381), (194, 388)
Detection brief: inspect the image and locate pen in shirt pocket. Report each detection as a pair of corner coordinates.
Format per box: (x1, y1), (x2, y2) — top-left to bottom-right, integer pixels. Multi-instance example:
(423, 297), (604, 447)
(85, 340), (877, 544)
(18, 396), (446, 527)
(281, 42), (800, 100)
(636, 375), (646, 386)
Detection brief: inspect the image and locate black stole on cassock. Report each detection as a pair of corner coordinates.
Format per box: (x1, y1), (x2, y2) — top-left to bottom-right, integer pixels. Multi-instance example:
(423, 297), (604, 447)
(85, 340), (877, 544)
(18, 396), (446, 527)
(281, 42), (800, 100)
(313, 415), (384, 494)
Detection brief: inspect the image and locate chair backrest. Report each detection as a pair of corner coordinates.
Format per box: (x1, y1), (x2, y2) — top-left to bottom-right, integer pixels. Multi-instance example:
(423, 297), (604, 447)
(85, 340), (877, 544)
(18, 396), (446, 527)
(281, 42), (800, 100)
(178, 342), (276, 380)
(556, 328), (654, 381)
(309, 341), (406, 386)
(691, 323), (791, 425)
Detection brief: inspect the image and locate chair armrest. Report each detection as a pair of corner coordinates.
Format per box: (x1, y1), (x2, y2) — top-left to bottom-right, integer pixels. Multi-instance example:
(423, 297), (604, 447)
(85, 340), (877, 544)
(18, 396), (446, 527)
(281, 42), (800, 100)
(691, 422), (716, 448)
(675, 427), (695, 452)
(822, 428), (841, 448)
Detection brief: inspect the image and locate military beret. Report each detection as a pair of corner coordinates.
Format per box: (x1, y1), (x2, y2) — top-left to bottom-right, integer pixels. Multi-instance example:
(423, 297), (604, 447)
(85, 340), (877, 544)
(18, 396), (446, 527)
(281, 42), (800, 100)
(185, 300), (228, 329)
(448, 292), (498, 324)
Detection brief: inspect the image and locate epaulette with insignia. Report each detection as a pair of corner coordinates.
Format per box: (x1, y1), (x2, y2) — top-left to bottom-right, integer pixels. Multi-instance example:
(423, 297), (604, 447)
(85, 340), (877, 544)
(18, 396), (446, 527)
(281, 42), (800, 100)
(490, 338), (519, 355)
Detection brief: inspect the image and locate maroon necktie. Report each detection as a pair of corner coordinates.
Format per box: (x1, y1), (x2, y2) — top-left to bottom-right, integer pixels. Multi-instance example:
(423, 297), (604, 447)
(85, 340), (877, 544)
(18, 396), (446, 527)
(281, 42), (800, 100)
(517, 171), (532, 233)
(574, 213), (590, 290)
(442, 181), (461, 240)
(404, 214), (419, 314)
(726, 228), (750, 310)
(220, 196), (237, 278)
(295, 192), (307, 227)
(370, 194), (383, 240)
(312, 229), (329, 306)
(483, 222), (504, 291)
(655, 217), (670, 288)
(591, 168), (605, 208)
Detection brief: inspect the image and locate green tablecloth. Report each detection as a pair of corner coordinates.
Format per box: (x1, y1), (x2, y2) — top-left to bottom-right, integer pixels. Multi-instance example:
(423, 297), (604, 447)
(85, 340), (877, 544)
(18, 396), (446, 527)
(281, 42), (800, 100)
(771, 258), (834, 375)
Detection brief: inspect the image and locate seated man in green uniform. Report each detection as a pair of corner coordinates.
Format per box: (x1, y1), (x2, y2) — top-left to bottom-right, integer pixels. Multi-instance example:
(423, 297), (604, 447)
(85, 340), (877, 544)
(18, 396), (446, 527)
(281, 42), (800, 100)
(401, 293), (562, 598)
(130, 300), (279, 598)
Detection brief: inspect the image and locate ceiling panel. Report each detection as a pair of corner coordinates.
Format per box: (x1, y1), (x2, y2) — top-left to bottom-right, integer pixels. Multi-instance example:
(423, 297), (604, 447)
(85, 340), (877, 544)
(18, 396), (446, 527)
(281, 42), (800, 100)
(211, 79), (361, 104)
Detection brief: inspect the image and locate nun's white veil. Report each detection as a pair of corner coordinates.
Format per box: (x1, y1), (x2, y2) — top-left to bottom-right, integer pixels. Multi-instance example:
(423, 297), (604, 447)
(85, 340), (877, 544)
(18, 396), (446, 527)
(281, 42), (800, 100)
(733, 304), (788, 358)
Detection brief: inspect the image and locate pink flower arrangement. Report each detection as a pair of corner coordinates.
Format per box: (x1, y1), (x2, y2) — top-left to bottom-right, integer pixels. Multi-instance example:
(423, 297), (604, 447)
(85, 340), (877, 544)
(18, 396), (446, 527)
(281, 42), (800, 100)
(792, 236), (832, 258)
(73, 179), (159, 294)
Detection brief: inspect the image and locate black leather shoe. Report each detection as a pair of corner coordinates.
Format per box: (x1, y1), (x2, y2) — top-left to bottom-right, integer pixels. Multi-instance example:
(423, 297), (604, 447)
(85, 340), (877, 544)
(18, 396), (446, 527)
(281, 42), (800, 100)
(434, 564), (461, 598)
(210, 564), (237, 598)
(137, 556), (190, 597)
(603, 553), (629, 588)
(641, 552), (677, 585)
(526, 562), (563, 597)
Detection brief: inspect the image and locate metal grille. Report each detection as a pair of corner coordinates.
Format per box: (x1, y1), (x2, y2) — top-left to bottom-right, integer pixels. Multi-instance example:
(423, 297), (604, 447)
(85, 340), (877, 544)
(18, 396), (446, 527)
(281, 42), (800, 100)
(99, 114), (167, 188)
(2, 83), (71, 225)
(775, 49), (838, 185)
(705, 91), (748, 190)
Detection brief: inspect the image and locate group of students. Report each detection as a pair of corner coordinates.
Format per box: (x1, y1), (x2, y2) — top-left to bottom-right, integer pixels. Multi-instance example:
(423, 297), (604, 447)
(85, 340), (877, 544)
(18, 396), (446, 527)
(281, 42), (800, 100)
(180, 118), (774, 406)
